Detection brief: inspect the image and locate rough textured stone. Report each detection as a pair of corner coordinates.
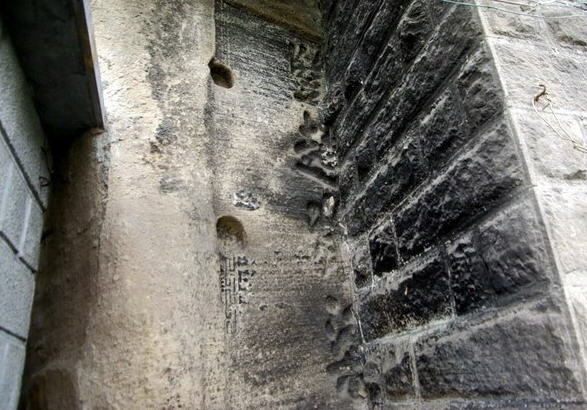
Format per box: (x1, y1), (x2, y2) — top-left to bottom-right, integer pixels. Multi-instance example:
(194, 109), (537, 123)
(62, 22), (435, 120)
(418, 86), (469, 169)
(0, 331), (26, 410)
(0, 240), (35, 338)
(538, 185), (587, 278)
(448, 198), (551, 315)
(511, 109), (586, 183)
(455, 46), (503, 134)
(416, 312), (584, 400)
(543, 9), (587, 51)
(368, 219), (399, 277)
(360, 254), (452, 340)
(19, 197), (43, 270)
(491, 39), (587, 113)
(369, 5), (481, 158)
(0, 163), (29, 250)
(363, 340), (415, 403)
(395, 121), (524, 259)
(0, 26), (49, 206)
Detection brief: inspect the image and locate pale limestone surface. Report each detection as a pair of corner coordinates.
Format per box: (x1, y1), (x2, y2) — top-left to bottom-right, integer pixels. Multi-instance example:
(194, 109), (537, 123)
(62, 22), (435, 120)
(478, 1), (587, 395)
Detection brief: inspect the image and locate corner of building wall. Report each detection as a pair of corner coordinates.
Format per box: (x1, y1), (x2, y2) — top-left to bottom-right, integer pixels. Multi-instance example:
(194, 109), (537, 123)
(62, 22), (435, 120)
(474, 4), (587, 398)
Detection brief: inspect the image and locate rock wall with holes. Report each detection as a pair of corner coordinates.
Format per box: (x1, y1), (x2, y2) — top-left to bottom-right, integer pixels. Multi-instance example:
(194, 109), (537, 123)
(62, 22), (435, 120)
(0, 16), (50, 410)
(22, 0), (354, 408)
(208, 2), (352, 407)
(321, 0), (587, 407)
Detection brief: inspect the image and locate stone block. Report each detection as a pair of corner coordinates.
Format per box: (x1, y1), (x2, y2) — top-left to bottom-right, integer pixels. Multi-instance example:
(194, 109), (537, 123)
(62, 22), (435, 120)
(369, 5), (482, 157)
(478, 197), (552, 289)
(395, 121), (524, 259)
(395, 0), (433, 63)
(354, 0), (410, 74)
(20, 197), (44, 270)
(353, 135), (426, 234)
(480, 7), (542, 40)
(0, 331), (26, 410)
(351, 240), (373, 289)
(0, 34), (49, 206)
(0, 240), (35, 338)
(0, 164), (29, 250)
(338, 160), (357, 207)
(511, 109), (586, 183)
(363, 339), (415, 403)
(334, 90), (369, 159)
(419, 87), (470, 169)
(456, 46), (504, 134)
(0, 136), (11, 195)
(344, 195), (369, 238)
(416, 312), (584, 400)
(326, 0), (378, 84)
(543, 9), (587, 51)
(537, 184), (587, 277)
(359, 253), (453, 340)
(448, 198), (551, 315)
(369, 219), (399, 277)
(492, 39), (587, 113)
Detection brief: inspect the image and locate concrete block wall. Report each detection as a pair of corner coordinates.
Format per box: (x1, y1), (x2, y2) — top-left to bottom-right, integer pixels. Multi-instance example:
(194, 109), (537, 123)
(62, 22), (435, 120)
(0, 16), (49, 410)
(322, 0), (587, 407)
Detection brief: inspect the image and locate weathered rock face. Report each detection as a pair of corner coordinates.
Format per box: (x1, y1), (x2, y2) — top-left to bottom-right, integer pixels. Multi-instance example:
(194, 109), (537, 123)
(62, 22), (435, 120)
(21, 0), (587, 409)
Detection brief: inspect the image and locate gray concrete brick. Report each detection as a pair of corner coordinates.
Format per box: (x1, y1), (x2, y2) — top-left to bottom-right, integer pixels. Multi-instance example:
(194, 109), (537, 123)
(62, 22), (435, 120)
(0, 240), (34, 338)
(0, 331), (25, 410)
(0, 27), (49, 207)
(18, 196), (43, 270)
(0, 163), (28, 251)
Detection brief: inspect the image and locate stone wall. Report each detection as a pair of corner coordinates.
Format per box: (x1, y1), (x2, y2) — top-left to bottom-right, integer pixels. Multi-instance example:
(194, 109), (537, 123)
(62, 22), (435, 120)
(323, 0), (587, 407)
(0, 16), (50, 410)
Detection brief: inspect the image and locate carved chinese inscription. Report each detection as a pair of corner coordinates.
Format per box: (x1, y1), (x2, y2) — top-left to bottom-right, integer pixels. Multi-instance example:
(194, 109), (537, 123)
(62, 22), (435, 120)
(220, 254), (256, 334)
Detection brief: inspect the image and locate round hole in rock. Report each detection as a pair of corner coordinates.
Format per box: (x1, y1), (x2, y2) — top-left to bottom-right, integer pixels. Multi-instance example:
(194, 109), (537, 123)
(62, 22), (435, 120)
(216, 215), (246, 249)
(209, 58), (234, 89)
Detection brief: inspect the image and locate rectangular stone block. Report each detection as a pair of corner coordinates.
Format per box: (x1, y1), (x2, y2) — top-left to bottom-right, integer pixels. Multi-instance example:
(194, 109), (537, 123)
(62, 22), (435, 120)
(415, 311), (584, 400)
(369, 219), (399, 277)
(537, 184), (587, 278)
(359, 253), (452, 341)
(0, 331), (25, 410)
(395, 120), (524, 259)
(334, 90), (370, 159)
(479, 5), (541, 40)
(510, 109), (586, 184)
(543, 8), (587, 52)
(19, 196), (44, 270)
(0, 163), (29, 250)
(350, 239), (373, 289)
(0, 240), (35, 338)
(346, 134), (426, 238)
(353, 0), (411, 76)
(448, 197), (551, 315)
(492, 39), (587, 113)
(419, 86), (470, 169)
(455, 46), (504, 134)
(326, 0), (379, 84)
(338, 160), (358, 207)
(0, 33), (50, 206)
(363, 339), (415, 403)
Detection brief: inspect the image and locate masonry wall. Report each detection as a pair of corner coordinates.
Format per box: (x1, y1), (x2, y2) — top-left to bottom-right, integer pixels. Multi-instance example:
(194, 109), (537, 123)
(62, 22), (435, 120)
(322, 0), (587, 407)
(0, 16), (50, 410)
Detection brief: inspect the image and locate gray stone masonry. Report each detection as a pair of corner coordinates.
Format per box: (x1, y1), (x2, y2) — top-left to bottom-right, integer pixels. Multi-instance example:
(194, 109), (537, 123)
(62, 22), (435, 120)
(323, 0), (587, 407)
